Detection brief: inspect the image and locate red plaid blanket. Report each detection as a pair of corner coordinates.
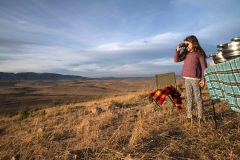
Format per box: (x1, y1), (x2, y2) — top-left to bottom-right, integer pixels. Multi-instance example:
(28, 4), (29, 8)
(149, 85), (183, 110)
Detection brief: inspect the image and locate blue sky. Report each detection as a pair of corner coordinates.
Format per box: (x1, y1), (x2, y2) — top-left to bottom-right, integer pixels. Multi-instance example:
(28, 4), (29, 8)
(0, 0), (239, 77)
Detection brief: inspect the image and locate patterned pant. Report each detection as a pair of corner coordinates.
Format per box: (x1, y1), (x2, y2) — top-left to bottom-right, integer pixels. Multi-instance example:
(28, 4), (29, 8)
(185, 78), (203, 119)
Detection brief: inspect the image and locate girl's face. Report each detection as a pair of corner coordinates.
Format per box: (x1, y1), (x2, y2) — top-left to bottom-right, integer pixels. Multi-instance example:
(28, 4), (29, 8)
(184, 40), (193, 51)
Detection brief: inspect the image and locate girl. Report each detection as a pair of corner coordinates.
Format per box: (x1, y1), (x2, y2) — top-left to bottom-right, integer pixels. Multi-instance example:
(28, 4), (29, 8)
(174, 35), (207, 121)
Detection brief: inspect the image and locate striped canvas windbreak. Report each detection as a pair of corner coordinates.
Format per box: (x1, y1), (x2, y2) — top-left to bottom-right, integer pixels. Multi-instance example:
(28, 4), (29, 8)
(204, 57), (240, 112)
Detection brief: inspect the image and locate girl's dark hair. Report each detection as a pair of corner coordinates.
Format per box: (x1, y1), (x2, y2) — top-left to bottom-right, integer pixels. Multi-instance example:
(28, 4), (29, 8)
(184, 35), (206, 58)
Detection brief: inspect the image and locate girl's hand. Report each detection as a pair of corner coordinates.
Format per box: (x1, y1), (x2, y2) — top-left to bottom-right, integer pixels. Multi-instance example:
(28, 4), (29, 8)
(199, 80), (205, 88)
(176, 46), (182, 52)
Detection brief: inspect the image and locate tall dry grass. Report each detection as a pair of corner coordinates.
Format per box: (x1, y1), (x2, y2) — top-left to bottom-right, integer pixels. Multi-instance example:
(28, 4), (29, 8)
(0, 89), (240, 159)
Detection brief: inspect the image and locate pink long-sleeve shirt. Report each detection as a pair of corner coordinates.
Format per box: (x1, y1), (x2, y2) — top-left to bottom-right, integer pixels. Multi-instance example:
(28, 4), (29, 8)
(174, 50), (207, 80)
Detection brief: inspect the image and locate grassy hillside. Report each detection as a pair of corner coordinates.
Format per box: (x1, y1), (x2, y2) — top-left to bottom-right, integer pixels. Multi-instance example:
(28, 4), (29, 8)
(0, 88), (240, 159)
(0, 78), (154, 115)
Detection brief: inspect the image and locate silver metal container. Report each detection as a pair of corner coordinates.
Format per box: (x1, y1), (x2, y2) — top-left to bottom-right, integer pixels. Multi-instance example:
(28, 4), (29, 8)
(223, 51), (240, 60)
(209, 51), (227, 64)
(222, 37), (240, 59)
(227, 41), (240, 48)
(212, 37), (240, 62)
(222, 45), (240, 53)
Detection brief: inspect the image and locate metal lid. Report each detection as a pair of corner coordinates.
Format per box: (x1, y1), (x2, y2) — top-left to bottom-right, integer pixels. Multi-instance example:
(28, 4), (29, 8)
(231, 37), (240, 42)
(217, 43), (228, 48)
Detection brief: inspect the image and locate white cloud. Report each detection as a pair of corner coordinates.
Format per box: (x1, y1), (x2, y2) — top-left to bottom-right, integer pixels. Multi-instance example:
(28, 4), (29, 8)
(95, 32), (184, 53)
(196, 21), (240, 41)
(140, 58), (182, 66)
(0, 31), (185, 77)
(97, 42), (123, 51)
(59, 56), (182, 77)
(0, 44), (92, 73)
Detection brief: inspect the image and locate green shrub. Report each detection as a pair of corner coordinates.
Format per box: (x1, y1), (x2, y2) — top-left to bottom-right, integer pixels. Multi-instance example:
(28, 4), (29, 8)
(108, 100), (126, 110)
(19, 107), (30, 119)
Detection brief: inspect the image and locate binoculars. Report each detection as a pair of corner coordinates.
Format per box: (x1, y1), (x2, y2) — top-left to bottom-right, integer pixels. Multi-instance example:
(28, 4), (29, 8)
(179, 43), (189, 48)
